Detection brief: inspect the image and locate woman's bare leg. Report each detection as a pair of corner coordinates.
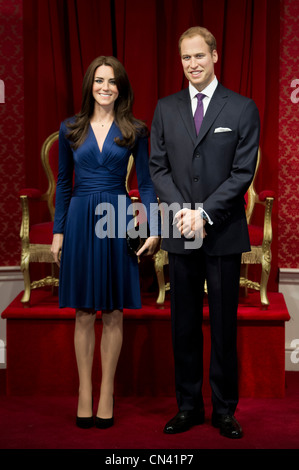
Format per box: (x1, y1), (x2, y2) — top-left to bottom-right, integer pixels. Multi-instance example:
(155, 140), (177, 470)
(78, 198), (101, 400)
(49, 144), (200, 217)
(74, 309), (97, 417)
(96, 309), (123, 418)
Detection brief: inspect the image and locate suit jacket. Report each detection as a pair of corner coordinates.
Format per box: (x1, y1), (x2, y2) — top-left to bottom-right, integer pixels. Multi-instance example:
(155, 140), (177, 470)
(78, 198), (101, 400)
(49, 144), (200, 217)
(149, 82), (260, 256)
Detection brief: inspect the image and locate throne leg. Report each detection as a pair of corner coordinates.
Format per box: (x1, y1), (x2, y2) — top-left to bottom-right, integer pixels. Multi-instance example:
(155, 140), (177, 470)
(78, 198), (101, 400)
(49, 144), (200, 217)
(240, 264), (249, 297)
(154, 250), (169, 305)
(154, 259), (166, 305)
(260, 254), (270, 307)
(19, 195), (31, 304)
(20, 254), (31, 304)
(260, 197), (274, 307)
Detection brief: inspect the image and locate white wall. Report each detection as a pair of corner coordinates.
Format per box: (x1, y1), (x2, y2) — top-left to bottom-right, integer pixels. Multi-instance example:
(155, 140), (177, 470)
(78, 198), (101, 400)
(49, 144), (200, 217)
(279, 268), (299, 371)
(0, 266), (24, 368)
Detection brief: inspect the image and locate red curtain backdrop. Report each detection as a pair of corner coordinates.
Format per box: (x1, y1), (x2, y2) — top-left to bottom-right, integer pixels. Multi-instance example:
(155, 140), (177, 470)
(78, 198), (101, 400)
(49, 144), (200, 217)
(19, 0), (279, 289)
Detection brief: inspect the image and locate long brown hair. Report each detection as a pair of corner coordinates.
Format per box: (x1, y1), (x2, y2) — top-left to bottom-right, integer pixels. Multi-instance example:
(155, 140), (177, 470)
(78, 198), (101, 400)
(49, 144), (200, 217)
(66, 56), (147, 149)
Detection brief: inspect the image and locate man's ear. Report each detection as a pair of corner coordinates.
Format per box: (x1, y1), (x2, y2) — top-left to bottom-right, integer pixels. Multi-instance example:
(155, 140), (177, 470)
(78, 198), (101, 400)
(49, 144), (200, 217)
(212, 50), (218, 64)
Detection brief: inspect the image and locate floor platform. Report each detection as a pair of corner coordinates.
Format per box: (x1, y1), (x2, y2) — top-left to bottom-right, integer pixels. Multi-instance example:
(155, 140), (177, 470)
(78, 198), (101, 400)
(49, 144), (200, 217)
(2, 290), (290, 398)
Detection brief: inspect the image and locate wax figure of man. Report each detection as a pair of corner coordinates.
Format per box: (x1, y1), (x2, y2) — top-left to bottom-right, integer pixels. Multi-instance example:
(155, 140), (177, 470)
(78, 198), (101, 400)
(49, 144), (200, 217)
(149, 26), (260, 439)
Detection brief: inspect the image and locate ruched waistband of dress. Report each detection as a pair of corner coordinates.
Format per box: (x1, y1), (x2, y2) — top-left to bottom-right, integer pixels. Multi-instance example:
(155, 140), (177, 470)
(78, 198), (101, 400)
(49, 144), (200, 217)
(72, 186), (127, 197)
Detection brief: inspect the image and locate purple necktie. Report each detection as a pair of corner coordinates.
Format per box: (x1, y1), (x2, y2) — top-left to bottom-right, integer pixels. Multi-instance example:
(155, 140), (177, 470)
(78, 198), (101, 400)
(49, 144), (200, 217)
(194, 93), (205, 135)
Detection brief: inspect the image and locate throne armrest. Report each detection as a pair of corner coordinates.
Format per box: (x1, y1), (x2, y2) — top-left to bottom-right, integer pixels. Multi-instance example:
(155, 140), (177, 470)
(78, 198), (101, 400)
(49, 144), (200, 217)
(255, 191), (275, 245)
(19, 194), (31, 244)
(19, 189), (45, 242)
(247, 191), (275, 249)
(262, 196), (274, 246)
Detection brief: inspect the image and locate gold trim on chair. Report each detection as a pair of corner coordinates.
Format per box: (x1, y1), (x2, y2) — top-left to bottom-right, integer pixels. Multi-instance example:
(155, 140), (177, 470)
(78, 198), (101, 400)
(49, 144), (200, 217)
(41, 131), (60, 220)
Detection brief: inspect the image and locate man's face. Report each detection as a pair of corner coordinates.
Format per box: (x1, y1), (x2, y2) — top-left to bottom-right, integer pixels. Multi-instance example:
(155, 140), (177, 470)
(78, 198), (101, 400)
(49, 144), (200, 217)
(180, 35), (218, 91)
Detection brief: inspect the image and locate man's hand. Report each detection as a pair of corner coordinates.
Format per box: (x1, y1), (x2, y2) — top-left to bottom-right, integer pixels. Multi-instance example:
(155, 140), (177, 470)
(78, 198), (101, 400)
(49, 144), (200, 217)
(173, 208), (207, 239)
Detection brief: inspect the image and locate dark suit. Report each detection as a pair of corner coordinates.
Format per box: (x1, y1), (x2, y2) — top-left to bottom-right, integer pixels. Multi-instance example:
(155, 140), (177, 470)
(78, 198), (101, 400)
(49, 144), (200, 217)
(149, 82), (260, 415)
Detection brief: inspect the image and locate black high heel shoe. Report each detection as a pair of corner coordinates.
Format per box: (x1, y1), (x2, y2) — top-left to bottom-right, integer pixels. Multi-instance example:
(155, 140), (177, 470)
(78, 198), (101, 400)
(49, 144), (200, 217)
(76, 415), (94, 429)
(95, 397), (114, 429)
(76, 397), (94, 429)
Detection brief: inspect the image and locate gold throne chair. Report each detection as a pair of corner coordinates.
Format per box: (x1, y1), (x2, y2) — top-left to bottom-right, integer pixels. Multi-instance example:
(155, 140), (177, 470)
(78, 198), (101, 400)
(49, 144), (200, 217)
(240, 148), (275, 307)
(19, 131), (60, 304)
(153, 148), (275, 307)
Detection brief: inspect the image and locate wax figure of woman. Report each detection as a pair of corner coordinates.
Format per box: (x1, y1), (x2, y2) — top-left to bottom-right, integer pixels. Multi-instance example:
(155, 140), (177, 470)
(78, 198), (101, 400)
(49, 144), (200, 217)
(51, 56), (160, 429)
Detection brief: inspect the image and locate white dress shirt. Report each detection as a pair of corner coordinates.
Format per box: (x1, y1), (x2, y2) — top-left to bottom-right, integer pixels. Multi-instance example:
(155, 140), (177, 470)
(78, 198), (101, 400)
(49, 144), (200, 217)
(189, 76), (218, 117)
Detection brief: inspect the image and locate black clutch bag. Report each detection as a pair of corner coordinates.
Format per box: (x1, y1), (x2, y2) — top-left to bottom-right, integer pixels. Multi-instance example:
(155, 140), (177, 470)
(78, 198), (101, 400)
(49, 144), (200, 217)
(126, 231), (144, 256)
(126, 223), (149, 256)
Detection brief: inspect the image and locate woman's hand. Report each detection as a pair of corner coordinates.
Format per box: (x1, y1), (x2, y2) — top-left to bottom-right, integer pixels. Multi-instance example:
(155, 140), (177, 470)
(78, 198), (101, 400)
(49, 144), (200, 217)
(51, 233), (64, 266)
(136, 236), (160, 257)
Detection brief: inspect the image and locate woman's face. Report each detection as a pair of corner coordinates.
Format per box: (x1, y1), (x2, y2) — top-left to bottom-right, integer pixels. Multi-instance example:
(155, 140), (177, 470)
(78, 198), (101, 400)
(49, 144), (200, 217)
(92, 65), (119, 109)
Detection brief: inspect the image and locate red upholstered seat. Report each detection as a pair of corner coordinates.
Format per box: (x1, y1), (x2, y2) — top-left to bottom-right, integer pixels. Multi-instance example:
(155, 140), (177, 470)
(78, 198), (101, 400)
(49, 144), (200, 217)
(248, 224), (264, 246)
(29, 222), (54, 245)
(246, 189), (276, 246)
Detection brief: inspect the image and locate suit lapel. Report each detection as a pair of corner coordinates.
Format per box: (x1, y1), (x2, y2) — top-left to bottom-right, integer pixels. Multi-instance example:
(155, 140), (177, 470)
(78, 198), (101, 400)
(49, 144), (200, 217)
(175, 84), (229, 147)
(195, 83), (228, 146)
(176, 89), (196, 145)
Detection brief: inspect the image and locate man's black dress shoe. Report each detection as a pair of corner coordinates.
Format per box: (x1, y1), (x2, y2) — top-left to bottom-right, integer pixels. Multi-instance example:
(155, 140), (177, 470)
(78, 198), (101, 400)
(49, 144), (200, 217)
(164, 409), (205, 434)
(212, 413), (243, 439)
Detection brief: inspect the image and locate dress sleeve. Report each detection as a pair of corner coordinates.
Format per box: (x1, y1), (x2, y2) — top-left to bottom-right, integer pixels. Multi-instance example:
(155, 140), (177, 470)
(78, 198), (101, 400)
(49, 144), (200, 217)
(132, 135), (161, 236)
(53, 121), (74, 234)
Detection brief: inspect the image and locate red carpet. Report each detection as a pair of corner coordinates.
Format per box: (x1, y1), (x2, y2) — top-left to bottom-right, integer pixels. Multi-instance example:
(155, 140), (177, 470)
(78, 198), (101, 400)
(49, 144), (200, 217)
(0, 372), (298, 450)
(1, 290), (298, 457)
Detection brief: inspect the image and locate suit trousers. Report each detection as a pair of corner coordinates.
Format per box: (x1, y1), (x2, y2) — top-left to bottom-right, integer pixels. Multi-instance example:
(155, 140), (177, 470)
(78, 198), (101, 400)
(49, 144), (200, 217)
(168, 248), (241, 415)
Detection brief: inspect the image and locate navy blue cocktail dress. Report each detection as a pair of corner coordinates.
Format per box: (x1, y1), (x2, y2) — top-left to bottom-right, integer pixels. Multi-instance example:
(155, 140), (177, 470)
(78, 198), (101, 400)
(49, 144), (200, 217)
(53, 120), (159, 311)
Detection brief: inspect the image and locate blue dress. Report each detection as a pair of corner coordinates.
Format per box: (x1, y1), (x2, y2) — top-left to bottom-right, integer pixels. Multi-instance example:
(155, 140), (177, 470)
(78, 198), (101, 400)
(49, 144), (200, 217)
(53, 120), (159, 311)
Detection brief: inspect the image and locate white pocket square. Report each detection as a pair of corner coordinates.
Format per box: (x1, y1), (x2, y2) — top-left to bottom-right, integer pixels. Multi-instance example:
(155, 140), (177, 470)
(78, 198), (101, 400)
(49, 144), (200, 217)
(214, 127), (232, 133)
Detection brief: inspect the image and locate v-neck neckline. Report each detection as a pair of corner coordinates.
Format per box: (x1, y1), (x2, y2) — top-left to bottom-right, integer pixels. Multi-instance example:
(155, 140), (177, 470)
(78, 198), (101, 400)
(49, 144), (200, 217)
(90, 121), (114, 154)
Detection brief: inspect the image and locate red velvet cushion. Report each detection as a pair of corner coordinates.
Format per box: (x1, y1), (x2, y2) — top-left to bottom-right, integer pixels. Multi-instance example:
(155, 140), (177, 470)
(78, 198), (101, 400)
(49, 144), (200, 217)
(129, 189), (140, 199)
(19, 188), (42, 199)
(248, 224), (263, 245)
(259, 190), (275, 201)
(29, 222), (54, 244)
